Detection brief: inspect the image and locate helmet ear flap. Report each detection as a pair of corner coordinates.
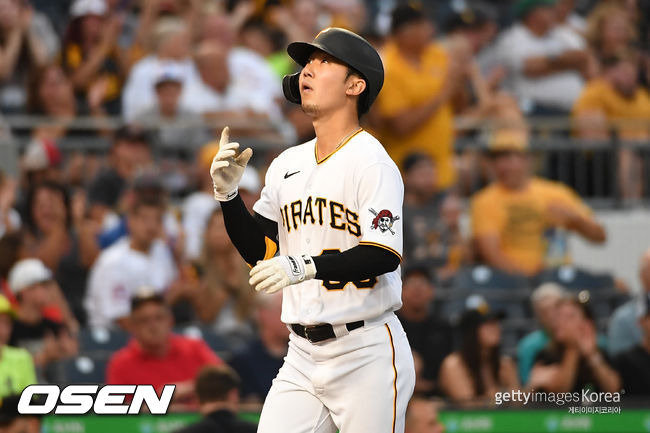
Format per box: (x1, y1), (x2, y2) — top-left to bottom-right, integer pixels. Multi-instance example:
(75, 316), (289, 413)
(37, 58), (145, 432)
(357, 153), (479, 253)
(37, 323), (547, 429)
(282, 72), (302, 104)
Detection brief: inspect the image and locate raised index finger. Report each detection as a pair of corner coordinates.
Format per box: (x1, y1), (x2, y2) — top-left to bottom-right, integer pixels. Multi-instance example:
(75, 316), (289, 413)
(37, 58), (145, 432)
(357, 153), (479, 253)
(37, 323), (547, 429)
(219, 126), (230, 148)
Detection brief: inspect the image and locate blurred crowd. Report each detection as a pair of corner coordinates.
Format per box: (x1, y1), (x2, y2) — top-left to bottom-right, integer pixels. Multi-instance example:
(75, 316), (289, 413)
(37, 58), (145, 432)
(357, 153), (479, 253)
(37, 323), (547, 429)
(0, 0), (650, 428)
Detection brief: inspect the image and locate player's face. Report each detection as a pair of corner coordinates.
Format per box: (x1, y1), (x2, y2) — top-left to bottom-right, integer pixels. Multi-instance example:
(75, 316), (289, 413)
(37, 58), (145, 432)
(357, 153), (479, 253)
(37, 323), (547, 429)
(299, 51), (358, 117)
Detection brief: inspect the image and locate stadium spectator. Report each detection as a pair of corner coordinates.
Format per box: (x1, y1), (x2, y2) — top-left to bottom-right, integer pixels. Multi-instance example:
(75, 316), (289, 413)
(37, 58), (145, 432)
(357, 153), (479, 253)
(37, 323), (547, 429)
(239, 18), (291, 79)
(516, 283), (567, 384)
(175, 365), (257, 433)
(0, 394), (42, 433)
(376, 4), (462, 190)
(134, 65), (208, 152)
(122, 17), (197, 121)
(84, 194), (177, 329)
(614, 292), (650, 396)
(87, 126), (151, 227)
(230, 292), (286, 403)
(0, 233), (23, 300)
(438, 295), (519, 405)
(106, 291), (222, 411)
(21, 181), (97, 323)
(0, 294), (36, 398)
(495, 0), (590, 115)
(26, 64), (108, 140)
(0, 173), (19, 237)
(186, 39), (283, 124)
(7, 258), (77, 367)
(528, 294), (620, 393)
(62, 0), (126, 115)
(585, 2), (638, 64)
(396, 265), (453, 396)
(20, 138), (63, 191)
(608, 247), (650, 356)
(171, 207), (255, 340)
(0, 0), (58, 114)
(470, 131), (606, 276)
(404, 396), (445, 433)
(402, 153), (468, 281)
(573, 51), (650, 199)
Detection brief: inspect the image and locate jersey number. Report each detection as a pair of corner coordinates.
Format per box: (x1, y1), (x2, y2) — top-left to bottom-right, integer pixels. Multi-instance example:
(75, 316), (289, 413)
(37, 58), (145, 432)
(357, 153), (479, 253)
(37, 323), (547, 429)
(320, 249), (377, 290)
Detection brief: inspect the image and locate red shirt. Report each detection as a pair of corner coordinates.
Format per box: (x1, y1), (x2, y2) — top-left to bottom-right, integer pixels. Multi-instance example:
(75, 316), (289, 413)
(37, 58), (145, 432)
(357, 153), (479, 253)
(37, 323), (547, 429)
(106, 334), (222, 391)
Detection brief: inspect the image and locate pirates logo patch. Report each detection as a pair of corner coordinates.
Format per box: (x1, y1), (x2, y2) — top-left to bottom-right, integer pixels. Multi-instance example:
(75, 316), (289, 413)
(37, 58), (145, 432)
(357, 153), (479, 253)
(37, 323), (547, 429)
(370, 208), (400, 235)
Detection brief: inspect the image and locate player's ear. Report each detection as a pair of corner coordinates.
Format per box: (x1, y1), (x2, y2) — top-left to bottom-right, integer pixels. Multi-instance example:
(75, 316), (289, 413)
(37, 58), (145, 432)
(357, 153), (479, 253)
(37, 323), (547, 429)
(346, 77), (366, 97)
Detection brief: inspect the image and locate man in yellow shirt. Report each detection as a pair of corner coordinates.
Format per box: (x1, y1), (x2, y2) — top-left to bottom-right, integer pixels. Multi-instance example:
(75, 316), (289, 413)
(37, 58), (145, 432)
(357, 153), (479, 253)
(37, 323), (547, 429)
(376, 4), (462, 190)
(470, 129), (606, 276)
(573, 51), (650, 199)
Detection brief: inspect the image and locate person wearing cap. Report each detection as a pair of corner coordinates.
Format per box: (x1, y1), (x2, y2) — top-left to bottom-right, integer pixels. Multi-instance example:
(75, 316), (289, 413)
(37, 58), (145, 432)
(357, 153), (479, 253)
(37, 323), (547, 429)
(572, 50), (650, 199)
(529, 294), (620, 393)
(7, 258), (77, 367)
(210, 26), (415, 432)
(470, 130), (606, 276)
(396, 265), (452, 396)
(614, 292), (650, 396)
(494, 0), (591, 115)
(106, 290), (222, 411)
(62, 0), (125, 114)
(0, 294), (36, 398)
(608, 248), (650, 356)
(375, 4), (464, 191)
(134, 65), (209, 155)
(439, 295), (519, 405)
(85, 193), (178, 329)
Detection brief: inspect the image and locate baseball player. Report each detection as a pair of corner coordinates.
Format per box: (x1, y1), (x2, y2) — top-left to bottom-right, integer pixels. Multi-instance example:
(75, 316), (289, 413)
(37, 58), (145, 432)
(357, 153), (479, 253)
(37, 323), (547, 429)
(210, 28), (415, 432)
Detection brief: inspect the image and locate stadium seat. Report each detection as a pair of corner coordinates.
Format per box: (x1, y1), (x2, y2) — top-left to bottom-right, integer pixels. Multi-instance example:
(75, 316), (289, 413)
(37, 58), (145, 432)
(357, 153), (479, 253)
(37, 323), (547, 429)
(535, 266), (614, 291)
(453, 266), (531, 291)
(49, 354), (110, 385)
(174, 324), (232, 360)
(79, 327), (130, 354)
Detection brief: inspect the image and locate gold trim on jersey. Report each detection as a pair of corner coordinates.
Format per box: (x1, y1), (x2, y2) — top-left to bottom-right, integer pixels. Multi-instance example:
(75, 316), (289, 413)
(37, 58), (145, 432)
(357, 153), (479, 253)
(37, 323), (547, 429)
(358, 241), (402, 262)
(385, 324), (397, 433)
(314, 128), (364, 164)
(263, 236), (278, 260)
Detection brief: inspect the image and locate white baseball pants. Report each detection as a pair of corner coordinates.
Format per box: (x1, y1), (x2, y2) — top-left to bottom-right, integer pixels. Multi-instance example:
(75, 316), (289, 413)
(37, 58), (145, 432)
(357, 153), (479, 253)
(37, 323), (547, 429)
(257, 313), (415, 433)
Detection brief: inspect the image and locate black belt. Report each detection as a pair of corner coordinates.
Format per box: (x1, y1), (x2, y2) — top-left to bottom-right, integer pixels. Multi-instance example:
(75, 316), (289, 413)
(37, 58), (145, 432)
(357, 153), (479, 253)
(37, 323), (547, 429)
(291, 321), (364, 343)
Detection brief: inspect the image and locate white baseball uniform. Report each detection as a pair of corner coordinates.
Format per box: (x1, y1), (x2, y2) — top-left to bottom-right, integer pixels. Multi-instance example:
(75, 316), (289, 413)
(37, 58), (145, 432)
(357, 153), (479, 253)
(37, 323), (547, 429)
(252, 129), (415, 433)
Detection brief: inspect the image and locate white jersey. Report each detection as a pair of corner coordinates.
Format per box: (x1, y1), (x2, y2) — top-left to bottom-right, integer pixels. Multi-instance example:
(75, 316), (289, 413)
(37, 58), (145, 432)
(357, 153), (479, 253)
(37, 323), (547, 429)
(253, 129), (404, 326)
(84, 238), (178, 328)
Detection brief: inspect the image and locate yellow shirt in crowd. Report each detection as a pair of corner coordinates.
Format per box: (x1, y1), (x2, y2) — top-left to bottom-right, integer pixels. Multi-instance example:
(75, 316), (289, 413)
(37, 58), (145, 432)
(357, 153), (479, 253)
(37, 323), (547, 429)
(470, 177), (593, 275)
(376, 41), (456, 189)
(573, 79), (650, 140)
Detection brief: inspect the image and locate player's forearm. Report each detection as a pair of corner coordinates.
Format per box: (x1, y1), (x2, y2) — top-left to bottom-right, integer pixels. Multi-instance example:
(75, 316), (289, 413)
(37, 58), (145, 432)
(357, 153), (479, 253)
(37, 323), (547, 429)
(220, 194), (272, 265)
(312, 245), (400, 282)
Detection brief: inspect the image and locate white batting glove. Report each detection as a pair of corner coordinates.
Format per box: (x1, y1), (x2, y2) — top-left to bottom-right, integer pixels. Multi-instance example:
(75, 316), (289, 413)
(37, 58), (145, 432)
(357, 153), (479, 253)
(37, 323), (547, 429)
(249, 255), (317, 294)
(210, 126), (253, 201)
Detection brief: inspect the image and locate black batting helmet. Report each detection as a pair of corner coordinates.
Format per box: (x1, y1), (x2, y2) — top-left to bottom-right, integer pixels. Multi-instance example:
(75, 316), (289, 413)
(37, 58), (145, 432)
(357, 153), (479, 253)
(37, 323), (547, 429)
(282, 27), (384, 115)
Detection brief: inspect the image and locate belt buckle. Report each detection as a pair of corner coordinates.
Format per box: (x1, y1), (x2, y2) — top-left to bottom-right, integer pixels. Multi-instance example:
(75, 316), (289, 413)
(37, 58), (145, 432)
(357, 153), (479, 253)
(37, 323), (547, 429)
(303, 325), (319, 343)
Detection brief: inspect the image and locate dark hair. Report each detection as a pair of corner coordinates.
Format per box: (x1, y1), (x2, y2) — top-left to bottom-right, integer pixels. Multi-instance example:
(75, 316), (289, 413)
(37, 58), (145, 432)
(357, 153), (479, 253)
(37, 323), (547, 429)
(459, 320), (500, 397)
(24, 182), (72, 233)
(391, 3), (426, 34)
(130, 194), (165, 215)
(0, 232), (23, 279)
(195, 365), (241, 404)
(26, 64), (64, 115)
(402, 152), (434, 173)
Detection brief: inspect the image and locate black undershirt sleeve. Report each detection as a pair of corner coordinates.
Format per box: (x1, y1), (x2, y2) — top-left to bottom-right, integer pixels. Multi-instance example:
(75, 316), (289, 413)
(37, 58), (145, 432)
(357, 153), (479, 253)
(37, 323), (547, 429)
(313, 245), (400, 282)
(220, 194), (275, 265)
(221, 194), (399, 280)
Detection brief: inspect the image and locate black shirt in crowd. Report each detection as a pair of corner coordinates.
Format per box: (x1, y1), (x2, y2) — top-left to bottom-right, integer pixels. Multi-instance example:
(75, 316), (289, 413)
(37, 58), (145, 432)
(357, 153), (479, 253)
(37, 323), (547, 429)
(615, 344), (650, 396)
(9, 317), (63, 355)
(397, 313), (453, 395)
(229, 339), (284, 402)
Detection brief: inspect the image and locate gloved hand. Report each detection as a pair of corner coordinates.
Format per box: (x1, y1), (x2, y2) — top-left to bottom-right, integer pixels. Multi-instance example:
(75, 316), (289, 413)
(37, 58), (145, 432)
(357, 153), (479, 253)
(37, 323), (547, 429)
(210, 126), (253, 201)
(249, 255), (317, 294)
